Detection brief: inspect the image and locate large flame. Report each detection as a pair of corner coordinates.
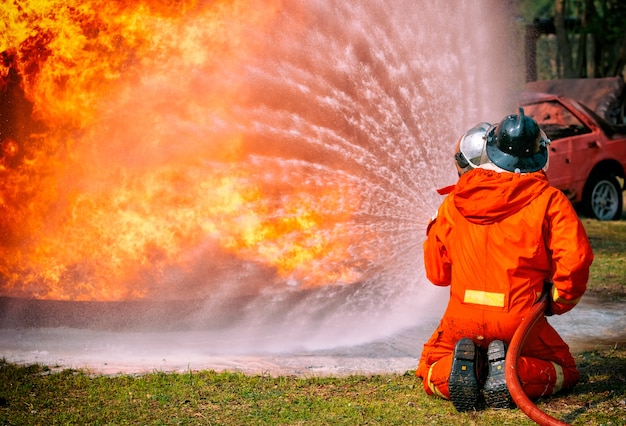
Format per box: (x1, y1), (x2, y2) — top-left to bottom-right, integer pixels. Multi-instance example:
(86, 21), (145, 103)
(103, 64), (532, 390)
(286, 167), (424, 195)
(0, 0), (368, 301)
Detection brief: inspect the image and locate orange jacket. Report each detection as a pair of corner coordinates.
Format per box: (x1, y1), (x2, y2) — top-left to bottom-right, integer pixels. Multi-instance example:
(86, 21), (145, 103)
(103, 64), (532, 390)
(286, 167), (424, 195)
(424, 168), (593, 342)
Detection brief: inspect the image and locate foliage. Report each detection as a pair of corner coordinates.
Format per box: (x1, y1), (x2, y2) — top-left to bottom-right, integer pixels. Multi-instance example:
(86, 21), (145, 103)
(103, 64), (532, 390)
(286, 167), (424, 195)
(517, 0), (626, 79)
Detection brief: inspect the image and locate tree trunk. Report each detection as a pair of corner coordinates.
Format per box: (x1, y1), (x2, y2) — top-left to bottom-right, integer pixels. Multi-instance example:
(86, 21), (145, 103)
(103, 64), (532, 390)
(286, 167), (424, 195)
(554, 0), (576, 77)
(611, 34), (626, 77)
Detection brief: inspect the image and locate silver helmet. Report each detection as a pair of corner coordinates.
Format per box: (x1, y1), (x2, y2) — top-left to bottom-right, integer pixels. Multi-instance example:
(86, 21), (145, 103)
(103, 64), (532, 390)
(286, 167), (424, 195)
(454, 122), (491, 176)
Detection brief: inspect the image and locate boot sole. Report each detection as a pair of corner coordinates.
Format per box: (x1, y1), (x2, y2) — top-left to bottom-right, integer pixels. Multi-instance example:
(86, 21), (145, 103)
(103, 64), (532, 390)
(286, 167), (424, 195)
(483, 340), (514, 409)
(448, 338), (480, 412)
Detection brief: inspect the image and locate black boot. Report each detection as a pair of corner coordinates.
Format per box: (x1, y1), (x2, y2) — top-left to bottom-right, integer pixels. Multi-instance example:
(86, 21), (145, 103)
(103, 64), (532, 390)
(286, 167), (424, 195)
(448, 337), (480, 412)
(483, 339), (514, 409)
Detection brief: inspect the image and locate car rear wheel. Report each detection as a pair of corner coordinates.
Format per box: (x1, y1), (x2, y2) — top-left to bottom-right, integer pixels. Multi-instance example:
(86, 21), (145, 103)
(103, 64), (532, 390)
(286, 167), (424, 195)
(582, 174), (623, 220)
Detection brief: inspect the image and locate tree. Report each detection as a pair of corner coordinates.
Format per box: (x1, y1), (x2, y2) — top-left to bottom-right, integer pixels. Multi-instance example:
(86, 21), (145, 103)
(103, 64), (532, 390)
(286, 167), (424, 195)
(554, 0), (575, 77)
(520, 0), (626, 80)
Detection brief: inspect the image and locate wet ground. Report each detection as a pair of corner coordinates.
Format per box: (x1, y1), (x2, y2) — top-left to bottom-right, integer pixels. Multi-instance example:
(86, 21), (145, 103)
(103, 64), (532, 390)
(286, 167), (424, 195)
(0, 295), (623, 376)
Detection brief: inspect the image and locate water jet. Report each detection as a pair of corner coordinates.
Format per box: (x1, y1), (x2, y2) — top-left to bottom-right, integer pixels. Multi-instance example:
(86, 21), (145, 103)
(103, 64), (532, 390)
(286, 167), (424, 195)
(3, 1), (617, 376)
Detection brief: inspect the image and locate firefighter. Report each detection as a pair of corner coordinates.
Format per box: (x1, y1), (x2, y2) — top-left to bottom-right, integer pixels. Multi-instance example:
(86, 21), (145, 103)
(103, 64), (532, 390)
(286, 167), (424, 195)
(416, 108), (594, 412)
(437, 122), (491, 197)
(454, 121), (491, 177)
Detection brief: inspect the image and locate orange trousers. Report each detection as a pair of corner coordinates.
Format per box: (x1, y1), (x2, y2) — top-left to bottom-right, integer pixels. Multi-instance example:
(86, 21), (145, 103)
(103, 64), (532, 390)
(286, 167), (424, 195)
(417, 317), (578, 400)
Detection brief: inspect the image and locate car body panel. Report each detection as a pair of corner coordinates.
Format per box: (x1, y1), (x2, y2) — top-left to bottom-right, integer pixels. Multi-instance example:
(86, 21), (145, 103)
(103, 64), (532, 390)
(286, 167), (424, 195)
(518, 92), (626, 205)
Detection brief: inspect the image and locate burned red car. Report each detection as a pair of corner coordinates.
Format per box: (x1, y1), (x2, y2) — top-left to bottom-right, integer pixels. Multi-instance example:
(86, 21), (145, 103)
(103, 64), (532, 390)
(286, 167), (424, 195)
(518, 91), (626, 220)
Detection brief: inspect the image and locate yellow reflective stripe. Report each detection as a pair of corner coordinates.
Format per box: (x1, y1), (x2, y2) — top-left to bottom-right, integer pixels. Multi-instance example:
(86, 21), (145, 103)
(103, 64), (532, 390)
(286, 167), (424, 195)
(463, 289), (505, 307)
(427, 361), (447, 399)
(551, 362), (564, 394)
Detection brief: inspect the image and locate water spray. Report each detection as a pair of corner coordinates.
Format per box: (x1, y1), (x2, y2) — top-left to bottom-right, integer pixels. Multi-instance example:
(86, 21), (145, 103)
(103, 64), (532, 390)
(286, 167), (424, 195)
(0, 0), (520, 370)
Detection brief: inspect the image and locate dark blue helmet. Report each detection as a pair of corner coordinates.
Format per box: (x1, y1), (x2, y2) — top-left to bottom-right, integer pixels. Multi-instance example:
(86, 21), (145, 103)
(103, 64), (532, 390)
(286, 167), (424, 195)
(485, 108), (550, 173)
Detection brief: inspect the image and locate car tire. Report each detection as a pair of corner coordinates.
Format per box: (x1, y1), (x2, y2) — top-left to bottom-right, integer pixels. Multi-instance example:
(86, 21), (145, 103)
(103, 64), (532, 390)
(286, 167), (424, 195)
(582, 174), (623, 220)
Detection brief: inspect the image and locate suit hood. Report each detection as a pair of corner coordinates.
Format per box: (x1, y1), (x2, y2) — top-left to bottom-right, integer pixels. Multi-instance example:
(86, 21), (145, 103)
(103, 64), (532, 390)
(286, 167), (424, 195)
(452, 168), (551, 224)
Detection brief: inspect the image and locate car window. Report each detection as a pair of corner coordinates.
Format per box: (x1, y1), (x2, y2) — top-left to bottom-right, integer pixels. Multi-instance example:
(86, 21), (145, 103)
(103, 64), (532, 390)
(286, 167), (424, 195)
(523, 101), (591, 140)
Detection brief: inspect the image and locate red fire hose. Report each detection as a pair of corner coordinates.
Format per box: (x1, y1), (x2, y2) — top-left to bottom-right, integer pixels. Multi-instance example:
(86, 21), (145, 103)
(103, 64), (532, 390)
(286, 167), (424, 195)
(505, 292), (570, 426)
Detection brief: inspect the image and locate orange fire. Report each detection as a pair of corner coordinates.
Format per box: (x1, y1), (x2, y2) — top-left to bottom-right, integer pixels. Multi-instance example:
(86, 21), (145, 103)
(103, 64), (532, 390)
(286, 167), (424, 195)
(0, 0), (368, 301)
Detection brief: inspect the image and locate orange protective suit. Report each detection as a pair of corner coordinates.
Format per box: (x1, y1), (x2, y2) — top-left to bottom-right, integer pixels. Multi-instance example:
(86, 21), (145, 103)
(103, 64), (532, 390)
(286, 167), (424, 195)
(416, 168), (593, 401)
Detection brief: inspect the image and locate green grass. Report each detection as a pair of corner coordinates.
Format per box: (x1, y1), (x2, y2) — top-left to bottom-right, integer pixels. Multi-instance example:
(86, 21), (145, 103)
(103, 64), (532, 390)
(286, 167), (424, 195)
(0, 218), (624, 425)
(581, 218), (626, 300)
(1, 354), (624, 425)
